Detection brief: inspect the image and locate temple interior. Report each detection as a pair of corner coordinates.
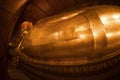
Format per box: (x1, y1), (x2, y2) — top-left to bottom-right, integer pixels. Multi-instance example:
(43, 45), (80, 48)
(0, 0), (120, 80)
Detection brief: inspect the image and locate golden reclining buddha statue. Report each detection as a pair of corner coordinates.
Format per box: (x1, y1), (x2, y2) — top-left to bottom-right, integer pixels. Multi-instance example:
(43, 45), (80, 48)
(19, 5), (120, 80)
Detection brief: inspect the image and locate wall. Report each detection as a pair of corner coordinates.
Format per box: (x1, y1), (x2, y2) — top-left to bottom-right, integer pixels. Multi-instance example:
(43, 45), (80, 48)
(0, 0), (29, 80)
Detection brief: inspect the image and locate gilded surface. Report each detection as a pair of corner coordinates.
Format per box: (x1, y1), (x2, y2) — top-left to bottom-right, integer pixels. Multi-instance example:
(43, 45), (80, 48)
(21, 5), (120, 65)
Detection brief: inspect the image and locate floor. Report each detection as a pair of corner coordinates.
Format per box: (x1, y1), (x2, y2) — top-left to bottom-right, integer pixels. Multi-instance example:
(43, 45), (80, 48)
(8, 67), (30, 80)
(8, 57), (30, 80)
